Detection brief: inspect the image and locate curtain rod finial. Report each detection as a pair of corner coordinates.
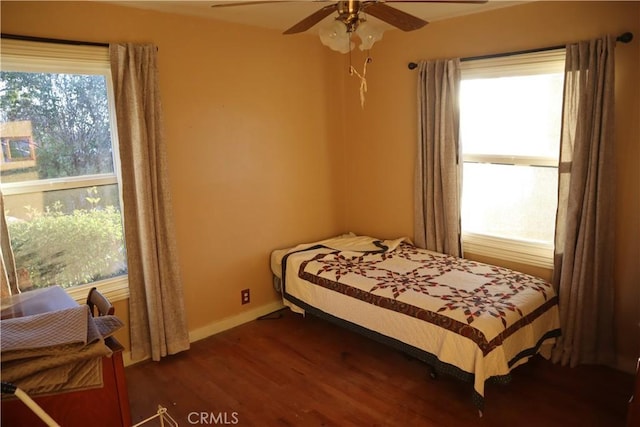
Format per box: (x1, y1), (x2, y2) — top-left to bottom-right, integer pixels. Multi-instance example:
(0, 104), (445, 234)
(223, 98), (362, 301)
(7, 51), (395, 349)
(408, 62), (418, 70)
(617, 32), (633, 43)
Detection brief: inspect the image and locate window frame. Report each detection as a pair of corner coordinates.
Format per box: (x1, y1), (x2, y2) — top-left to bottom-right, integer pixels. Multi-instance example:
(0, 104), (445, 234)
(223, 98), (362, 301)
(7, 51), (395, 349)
(459, 49), (565, 269)
(0, 39), (129, 303)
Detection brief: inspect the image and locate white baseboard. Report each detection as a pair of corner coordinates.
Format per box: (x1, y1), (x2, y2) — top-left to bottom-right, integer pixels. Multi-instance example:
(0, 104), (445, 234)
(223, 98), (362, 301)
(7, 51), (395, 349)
(123, 300), (285, 367)
(188, 300), (285, 343)
(122, 350), (137, 367)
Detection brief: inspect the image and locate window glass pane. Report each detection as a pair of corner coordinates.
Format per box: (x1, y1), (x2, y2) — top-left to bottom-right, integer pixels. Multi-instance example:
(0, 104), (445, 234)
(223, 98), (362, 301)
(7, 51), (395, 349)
(460, 73), (564, 159)
(0, 72), (114, 183)
(461, 163), (558, 243)
(4, 184), (127, 290)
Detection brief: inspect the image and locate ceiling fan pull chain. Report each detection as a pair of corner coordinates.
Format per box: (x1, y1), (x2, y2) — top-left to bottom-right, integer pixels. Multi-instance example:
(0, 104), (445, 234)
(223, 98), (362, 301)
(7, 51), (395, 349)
(348, 42), (353, 72)
(350, 56), (371, 109)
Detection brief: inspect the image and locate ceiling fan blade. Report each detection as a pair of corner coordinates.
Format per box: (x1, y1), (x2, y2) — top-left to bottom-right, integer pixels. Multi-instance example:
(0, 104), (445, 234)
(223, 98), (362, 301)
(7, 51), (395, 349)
(363, 2), (427, 32)
(283, 4), (337, 35)
(210, 1), (293, 9)
(384, 0), (487, 3)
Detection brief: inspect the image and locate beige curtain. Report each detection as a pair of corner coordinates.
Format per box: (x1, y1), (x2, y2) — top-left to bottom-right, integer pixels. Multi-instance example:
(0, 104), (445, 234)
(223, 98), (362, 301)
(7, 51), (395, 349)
(110, 44), (190, 361)
(414, 59), (462, 257)
(1, 190), (20, 298)
(552, 36), (616, 367)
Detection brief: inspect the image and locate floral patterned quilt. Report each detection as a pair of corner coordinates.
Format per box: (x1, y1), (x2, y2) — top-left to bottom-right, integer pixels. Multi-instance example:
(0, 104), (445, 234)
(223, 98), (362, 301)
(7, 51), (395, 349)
(273, 235), (561, 409)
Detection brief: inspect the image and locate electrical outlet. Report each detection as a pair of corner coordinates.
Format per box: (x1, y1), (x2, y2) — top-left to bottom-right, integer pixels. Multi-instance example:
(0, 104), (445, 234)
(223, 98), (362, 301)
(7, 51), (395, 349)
(241, 289), (250, 305)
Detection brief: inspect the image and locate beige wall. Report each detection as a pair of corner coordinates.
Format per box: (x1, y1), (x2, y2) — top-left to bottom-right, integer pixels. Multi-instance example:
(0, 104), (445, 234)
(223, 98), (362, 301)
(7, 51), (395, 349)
(2, 1), (638, 371)
(341, 1), (640, 370)
(0, 1), (345, 350)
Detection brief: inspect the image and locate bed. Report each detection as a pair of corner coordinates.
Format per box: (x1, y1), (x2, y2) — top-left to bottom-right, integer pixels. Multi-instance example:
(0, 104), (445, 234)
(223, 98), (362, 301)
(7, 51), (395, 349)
(270, 234), (561, 412)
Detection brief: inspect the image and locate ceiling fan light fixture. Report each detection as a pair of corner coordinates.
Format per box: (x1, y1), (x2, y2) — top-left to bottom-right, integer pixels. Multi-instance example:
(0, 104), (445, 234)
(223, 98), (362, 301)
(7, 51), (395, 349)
(319, 19), (354, 54)
(355, 21), (383, 51)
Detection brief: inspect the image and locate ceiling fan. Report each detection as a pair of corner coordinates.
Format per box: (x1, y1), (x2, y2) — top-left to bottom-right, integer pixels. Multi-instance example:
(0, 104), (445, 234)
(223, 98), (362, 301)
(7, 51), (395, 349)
(211, 0), (486, 107)
(211, 0), (487, 53)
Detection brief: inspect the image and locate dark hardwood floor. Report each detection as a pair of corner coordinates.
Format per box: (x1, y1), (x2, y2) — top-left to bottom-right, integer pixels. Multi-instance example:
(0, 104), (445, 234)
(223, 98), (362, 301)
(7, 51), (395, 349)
(126, 309), (634, 426)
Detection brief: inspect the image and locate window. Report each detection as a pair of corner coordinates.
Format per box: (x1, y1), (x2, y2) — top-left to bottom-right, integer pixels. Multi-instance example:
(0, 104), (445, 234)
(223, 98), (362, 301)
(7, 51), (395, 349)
(0, 39), (128, 301)
(459, 50), (565, 268)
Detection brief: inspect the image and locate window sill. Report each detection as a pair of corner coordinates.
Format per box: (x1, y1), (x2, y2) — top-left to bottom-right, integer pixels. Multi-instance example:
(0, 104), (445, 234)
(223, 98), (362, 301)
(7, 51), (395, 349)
(65, 276), (129, 305)
(462, 232), (554, 269)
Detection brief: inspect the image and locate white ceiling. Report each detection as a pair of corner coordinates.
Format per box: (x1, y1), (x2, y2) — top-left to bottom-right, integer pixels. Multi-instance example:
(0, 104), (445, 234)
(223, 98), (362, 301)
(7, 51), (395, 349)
(106, 1), (525, 33)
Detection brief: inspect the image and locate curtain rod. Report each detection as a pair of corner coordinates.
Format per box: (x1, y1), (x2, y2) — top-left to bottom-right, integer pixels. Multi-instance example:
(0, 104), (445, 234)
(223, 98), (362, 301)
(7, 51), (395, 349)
(407, 31), (634, 70)
(0, 33), (108, 48)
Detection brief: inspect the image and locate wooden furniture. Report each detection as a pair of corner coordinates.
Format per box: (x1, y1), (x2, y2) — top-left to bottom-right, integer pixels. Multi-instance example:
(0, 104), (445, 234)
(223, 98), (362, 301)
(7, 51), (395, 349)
(1, 286), (132, 427)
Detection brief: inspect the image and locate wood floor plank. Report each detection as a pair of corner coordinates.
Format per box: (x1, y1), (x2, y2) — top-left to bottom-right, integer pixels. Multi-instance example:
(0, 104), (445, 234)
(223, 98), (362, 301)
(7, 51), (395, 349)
(126, 309), (634, 426)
